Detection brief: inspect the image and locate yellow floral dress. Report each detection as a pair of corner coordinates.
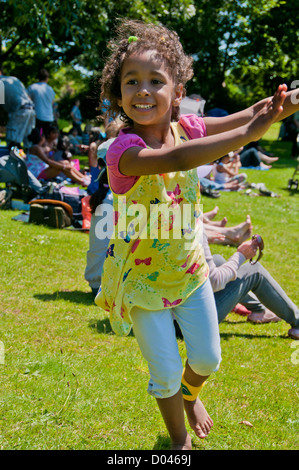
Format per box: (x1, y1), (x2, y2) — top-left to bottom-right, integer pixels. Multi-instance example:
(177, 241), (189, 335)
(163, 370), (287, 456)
(95, 121), (209, 336)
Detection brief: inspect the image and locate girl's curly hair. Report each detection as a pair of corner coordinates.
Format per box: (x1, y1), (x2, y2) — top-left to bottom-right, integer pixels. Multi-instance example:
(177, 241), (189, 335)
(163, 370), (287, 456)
(100, 19), (194, 125)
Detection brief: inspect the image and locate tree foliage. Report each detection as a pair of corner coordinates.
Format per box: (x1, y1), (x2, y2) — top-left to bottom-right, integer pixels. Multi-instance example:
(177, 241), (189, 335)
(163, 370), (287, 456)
(180, 0), (299, 110)
(0, 0), (298, 114)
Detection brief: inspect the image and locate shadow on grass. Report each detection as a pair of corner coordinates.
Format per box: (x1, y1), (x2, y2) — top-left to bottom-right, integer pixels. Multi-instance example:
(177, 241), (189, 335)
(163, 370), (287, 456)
(279, 188), (298, 198)
(153, 434), (171, 450)
(152, 434), (205, 451)
(88, 317), (113, 335)
(220, 332), (288, 340)
(34, 289), (96, 305)
(88, 317), (135, 337)
(260, 139), (295, 162)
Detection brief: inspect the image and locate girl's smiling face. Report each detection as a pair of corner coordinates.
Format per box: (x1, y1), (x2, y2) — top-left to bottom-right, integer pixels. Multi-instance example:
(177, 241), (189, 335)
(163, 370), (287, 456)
(118, 50), (183, 128)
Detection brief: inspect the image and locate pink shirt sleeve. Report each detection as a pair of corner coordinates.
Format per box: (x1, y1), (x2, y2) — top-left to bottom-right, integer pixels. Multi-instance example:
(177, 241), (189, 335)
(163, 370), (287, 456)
(106, 130), (146, 194)
(179, 114), (207, 139)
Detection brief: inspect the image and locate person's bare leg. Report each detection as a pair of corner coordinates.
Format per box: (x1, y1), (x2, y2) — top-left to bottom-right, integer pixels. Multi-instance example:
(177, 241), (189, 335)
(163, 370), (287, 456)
(258, 151), (279, 164)
(260, 162), (272, 169)
(205, 215), (252, 245)
(205, 230), (229, 245)
(203, 216), (228, 227)
(224, 180), (240, 190)
(183, 361), (213, 439)
(204, 206), (219, 220)
(236, 227), (252, 245)
(156, 390), (192, 450)
(44, 166), (87, 186)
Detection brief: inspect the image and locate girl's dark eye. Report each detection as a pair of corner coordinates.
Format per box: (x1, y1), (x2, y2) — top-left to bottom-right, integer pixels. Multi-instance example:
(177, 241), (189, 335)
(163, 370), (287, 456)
(127, 79), (137, 85)
(152, 79), (163, 85)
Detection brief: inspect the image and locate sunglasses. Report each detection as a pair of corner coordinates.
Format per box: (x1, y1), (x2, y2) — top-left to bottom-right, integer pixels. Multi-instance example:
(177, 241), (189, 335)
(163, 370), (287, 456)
(250, 234), (264, 265)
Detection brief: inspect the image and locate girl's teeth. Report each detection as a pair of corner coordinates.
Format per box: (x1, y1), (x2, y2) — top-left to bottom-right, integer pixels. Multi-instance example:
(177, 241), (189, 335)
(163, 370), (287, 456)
(135, 104), (153, 108)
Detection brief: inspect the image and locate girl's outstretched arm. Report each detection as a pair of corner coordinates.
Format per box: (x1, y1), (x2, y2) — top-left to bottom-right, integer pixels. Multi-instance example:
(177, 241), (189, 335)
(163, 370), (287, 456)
(119, 84), (286, 177)
(204, 84), (298, 136)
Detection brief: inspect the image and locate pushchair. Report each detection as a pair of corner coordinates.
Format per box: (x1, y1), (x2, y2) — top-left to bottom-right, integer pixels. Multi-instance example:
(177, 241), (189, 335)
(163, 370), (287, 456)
(0, 147), (49, 203)
(287, 158), (299, 190)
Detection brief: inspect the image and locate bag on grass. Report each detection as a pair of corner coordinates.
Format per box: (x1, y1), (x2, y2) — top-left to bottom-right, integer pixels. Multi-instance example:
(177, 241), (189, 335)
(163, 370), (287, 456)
(29, 199), (73, 229)
(42, 186), (84, 226)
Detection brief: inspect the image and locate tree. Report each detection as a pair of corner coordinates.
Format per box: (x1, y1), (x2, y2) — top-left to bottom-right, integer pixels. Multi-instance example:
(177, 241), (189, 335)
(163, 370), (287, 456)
(0, 0), (100, 80)
(181, 0), (299, 110)
(0, 0), (196, 75)
(1, 0), (298, 114)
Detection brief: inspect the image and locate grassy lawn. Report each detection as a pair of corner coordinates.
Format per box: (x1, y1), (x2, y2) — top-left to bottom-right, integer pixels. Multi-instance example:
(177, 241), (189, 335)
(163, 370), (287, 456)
(0, 123), (298, 450)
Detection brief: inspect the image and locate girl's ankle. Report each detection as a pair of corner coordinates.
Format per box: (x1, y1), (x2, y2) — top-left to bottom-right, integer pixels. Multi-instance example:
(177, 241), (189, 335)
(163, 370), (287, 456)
(171, 433), (192, 450)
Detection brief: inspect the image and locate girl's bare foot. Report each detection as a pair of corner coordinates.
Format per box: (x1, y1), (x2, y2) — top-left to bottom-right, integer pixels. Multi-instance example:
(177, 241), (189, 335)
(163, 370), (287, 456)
(171, 433), (192, 450)
(184, 398), (213, 439)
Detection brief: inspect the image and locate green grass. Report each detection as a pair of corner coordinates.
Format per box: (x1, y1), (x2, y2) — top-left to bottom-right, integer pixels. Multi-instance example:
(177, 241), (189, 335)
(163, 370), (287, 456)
(0, 123), (298, 450)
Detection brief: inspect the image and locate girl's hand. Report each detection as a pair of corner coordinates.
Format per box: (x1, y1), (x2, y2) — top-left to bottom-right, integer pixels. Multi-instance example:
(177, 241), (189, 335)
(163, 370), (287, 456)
(248, 84), (287, 142)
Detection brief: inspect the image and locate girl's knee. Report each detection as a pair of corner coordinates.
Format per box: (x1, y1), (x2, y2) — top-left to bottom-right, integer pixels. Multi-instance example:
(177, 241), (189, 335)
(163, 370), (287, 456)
(189, 349), (222, 377)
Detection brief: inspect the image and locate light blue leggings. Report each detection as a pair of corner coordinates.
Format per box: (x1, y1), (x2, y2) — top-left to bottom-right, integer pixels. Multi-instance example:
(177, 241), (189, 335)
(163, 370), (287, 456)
(131, 279), (222, 399)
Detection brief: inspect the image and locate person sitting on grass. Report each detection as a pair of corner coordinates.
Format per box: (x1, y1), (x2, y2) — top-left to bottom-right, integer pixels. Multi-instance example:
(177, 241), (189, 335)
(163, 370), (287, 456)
(239, 145), (279, 169)
(213, 152), (247, 188)
(197, 164), (241, 196)
(202, 229), (299, 340)
(25, 128), (90, 187)
(204, 212), (253, 246)
(68, 127), (83, 155)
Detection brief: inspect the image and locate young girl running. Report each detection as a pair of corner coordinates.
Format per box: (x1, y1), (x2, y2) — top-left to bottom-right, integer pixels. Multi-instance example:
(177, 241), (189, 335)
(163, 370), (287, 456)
(95, 19), (297, 450)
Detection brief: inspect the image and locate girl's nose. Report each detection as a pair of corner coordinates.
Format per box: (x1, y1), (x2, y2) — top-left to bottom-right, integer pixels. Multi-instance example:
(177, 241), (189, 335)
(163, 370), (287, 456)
(137, 86), (150, 97)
